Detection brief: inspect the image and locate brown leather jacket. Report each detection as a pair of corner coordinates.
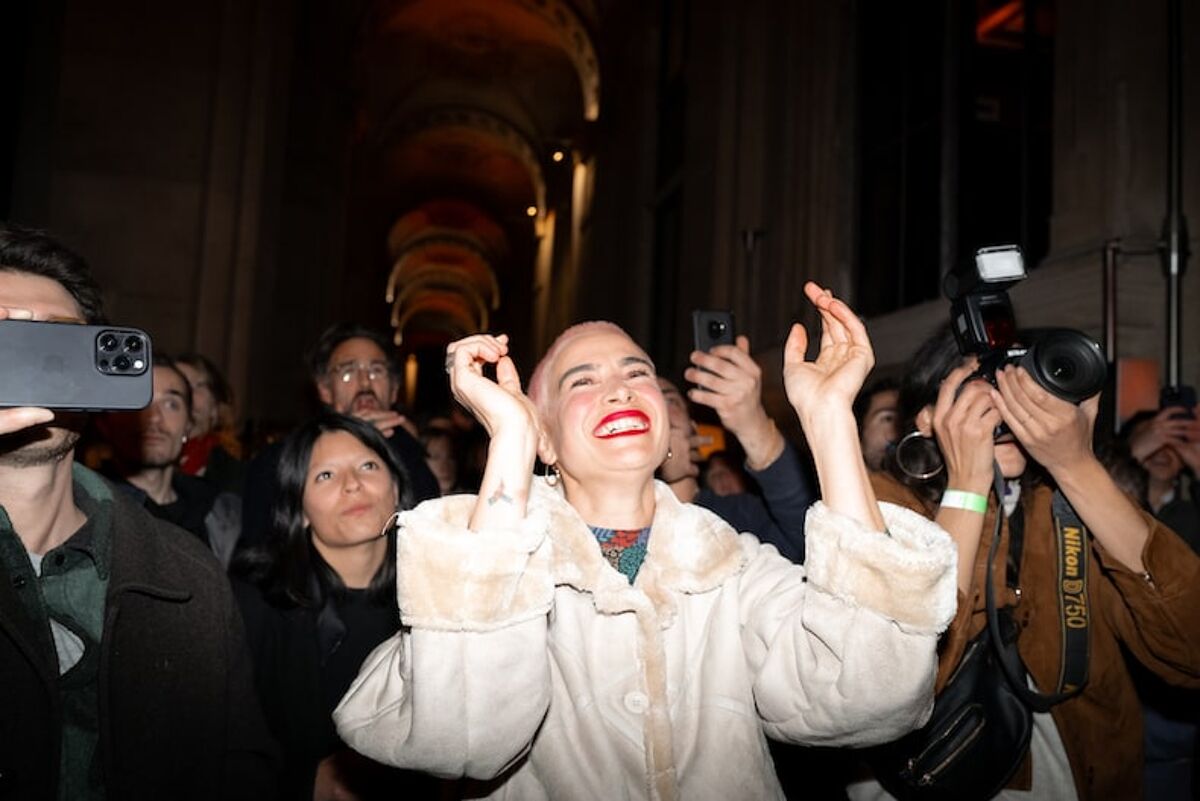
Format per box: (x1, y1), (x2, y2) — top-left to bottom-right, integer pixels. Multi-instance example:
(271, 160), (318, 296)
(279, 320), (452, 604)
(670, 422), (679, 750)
(872, 472), (1200, 801)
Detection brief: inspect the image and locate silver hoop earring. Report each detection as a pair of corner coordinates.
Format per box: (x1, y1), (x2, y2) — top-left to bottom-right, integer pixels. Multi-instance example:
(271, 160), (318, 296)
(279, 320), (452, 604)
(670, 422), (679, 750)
(378, 510), (401, 539)
(545, 463), (561, 488)
(894, 430), (945, 481)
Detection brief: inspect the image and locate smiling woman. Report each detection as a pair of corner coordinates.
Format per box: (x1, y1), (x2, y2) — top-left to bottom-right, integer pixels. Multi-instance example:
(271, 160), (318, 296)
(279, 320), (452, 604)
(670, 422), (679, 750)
(334, 283), (961, 801)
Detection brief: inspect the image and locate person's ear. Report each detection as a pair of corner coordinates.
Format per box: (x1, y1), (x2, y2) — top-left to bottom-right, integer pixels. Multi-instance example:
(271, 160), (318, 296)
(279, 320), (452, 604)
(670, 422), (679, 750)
(386, 380), (400, 406)
(316, 379), (334, 406)
(536, 422), (557, 467)
(915, 405), (935, 437)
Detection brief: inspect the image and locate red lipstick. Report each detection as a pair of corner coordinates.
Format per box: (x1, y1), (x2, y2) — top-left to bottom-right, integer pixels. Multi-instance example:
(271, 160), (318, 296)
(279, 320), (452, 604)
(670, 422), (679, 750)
(593, 410), (651, 438)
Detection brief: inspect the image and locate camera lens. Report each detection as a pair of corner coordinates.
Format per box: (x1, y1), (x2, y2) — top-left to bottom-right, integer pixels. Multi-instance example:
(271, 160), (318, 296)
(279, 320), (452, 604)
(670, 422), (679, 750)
(113, 355), (132, 372)
(1021, 329), (1106, 404)
(124, 336), (143, 353)
(708, 320), (727, 338)
(1046, 356), (1076, 382)
(99, 333), (119, 351)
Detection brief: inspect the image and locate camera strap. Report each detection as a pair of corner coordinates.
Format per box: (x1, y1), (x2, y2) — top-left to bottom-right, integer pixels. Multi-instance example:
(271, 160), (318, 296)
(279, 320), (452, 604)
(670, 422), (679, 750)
(986, 466), (1090, 712)
(1050, 491), (1091, 697)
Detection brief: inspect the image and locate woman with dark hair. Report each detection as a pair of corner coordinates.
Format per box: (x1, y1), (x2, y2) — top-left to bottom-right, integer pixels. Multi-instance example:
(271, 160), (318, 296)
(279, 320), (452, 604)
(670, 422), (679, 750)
(233, 411), (433, 800)
(851, 323), (1200, 801)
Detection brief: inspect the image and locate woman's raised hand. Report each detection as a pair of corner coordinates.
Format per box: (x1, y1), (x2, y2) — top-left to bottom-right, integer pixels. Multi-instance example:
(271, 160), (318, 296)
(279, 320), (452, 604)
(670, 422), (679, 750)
(784, 282), (886, 531)
(447, 334), (541, 529)
(783, 282), (875, 427)
(446, 334), (538, 442)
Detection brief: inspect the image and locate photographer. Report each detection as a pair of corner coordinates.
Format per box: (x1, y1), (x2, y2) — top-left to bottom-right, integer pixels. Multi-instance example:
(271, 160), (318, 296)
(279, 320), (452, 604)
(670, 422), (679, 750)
(854, 323), (1200, 801)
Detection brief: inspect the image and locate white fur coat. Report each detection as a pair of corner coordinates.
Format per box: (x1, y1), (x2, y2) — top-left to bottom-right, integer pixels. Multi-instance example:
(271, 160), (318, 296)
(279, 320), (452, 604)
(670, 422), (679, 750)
(334, 479), (957, 801)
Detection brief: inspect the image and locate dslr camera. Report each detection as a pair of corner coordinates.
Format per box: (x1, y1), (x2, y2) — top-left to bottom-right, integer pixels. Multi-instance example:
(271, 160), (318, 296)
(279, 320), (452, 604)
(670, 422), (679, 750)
(945, 245), (1107, 404)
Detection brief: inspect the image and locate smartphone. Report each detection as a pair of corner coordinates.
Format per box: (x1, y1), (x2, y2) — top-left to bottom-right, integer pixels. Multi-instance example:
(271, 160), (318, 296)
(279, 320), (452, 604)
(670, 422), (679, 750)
(692, 309), (736, 354)
(1160, 385), (1196, 420)
(0, 320), (153, 410)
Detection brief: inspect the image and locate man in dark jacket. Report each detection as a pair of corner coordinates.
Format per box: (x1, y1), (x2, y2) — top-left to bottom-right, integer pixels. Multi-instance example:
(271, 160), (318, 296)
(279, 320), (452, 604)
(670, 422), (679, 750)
(0, 225), (277, 800)
(240, 322), (439, 547)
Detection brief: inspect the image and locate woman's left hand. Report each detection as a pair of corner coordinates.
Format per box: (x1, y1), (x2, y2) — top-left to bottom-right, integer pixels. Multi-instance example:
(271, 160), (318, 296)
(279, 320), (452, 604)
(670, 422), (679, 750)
(991, 365), (1099, 474)
(783, 282), (875, 426)
(784, 282), (885, 531)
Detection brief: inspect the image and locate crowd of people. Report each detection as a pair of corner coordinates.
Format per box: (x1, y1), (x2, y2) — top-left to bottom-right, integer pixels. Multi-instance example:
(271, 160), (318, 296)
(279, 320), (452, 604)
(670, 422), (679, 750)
(2, 222), (1199, 800)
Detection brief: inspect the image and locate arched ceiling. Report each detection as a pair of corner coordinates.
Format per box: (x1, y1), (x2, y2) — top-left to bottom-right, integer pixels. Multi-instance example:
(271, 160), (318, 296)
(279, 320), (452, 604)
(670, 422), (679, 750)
(348, 0), (598, 357)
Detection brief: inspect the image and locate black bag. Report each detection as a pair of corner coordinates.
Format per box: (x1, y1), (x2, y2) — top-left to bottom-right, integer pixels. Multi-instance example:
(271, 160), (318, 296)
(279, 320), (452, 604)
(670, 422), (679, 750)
(866, 476), (1090, 801)
(867, 608), (1032, 801)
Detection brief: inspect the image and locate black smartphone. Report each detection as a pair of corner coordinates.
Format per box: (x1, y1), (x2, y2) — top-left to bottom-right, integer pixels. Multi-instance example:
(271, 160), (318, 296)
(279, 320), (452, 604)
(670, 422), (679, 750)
(692, 309), (736, 354)
(0, 320), (153, 410)
(1160, 384), (1197, 420)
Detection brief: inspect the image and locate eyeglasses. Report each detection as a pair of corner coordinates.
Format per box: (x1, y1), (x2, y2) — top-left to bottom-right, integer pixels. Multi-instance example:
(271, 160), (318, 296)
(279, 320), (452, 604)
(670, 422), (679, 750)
(329, 361), (390, 384)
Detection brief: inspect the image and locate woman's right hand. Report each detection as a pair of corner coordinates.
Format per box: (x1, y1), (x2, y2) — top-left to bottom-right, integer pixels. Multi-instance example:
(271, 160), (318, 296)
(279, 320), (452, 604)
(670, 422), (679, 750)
(447, 334), (541, 529)
(447, 334), (538, 443)
(931, 361), (1001, 495)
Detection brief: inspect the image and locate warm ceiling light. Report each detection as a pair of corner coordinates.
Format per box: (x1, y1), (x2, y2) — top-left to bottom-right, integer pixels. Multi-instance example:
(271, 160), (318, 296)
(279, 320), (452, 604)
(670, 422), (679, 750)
(526, 205), (538, 217)
(552, 150), (565, 162)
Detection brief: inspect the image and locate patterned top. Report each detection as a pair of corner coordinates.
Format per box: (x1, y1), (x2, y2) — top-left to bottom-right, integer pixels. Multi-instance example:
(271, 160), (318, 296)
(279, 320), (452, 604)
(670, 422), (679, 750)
(588, 525), (652, 583)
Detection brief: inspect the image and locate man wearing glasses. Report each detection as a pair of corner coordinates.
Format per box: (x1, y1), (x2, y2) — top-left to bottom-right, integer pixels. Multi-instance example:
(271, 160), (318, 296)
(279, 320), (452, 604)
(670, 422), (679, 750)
(240, 323), (439, 547)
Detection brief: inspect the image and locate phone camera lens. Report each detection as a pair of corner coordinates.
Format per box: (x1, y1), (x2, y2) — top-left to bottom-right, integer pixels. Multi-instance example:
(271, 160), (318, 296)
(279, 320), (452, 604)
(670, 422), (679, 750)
(99, 334), (119, 351)
(124, 336), (143, 353)
(708, 320), (726, 338)
(113, 355), (132, 372)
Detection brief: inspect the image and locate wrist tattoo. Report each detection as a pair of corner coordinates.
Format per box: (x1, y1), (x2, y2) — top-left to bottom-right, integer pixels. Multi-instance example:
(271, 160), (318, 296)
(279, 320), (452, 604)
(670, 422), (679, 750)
(487, 483), (514, 507)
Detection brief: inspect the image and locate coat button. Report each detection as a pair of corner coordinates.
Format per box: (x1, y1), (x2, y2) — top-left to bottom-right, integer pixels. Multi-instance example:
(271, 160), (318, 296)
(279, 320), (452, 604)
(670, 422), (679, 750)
(11, 575), (26, 589)
(623, 691), (649, 714)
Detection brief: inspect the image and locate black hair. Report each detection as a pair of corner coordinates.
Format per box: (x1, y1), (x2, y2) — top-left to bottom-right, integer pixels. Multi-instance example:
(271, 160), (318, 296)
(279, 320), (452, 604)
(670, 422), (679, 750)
(233, 411), (412, 608)
(151, 353), (193, 414)
(306, 322), (399, 383)
(176, 352), (233, 406)
(853, 376), (900, 427)
(0, 224), (106, 324)
(1119, 409), (1158, 440)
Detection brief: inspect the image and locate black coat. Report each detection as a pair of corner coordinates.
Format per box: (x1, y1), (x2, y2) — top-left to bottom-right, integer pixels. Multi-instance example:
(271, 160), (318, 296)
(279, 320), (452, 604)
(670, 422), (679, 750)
(233, 581), (443, 800)
(0, 481), (278, 801)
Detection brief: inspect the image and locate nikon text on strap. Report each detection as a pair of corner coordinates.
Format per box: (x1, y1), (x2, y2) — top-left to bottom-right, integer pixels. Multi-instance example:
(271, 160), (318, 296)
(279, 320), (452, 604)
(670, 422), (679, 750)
(986, 465), (1089, 712)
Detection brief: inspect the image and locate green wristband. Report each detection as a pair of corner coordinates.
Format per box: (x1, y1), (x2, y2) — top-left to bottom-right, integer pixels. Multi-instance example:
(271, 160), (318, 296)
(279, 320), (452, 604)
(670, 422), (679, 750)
(941, 489), (988, 514)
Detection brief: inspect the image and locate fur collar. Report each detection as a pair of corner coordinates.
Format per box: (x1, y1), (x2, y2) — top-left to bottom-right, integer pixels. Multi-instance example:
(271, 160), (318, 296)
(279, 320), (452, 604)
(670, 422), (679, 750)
(529, 477), (748, 628)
